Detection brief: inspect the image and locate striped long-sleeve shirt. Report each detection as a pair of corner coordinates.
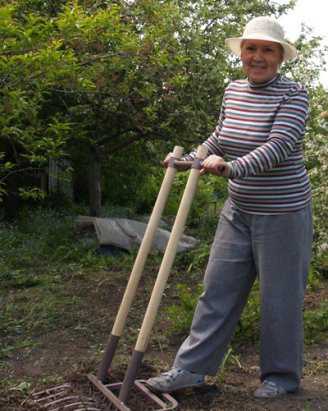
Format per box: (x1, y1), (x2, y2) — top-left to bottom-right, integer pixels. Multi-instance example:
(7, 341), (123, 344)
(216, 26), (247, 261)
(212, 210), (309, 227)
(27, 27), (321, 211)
(190, 74), (312, 214)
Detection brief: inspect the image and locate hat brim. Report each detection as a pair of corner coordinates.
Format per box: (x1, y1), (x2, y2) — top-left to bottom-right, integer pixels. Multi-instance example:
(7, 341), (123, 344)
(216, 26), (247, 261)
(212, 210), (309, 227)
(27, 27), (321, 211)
(225, 35), (298, 62)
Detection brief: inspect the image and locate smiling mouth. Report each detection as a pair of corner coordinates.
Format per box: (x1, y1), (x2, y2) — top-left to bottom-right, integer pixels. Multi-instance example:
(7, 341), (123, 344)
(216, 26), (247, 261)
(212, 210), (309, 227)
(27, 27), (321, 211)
(250, 65), (267, 69)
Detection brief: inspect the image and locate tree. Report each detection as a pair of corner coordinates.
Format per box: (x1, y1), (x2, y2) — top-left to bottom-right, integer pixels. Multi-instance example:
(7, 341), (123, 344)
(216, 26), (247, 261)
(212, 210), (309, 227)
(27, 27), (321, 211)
(284, 26), (328, 267)
(305, 89), (328, 268)
(2, 0), (322, 218)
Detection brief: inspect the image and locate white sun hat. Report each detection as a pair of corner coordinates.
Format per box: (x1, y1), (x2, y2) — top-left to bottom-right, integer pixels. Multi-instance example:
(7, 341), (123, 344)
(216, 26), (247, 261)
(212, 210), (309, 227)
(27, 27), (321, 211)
(225, 16), (298, 62)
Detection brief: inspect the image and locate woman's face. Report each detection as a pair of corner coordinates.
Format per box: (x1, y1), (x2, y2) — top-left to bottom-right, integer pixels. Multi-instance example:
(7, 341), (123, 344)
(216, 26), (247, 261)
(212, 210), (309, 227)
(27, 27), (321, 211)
(241, 39), (284, 83)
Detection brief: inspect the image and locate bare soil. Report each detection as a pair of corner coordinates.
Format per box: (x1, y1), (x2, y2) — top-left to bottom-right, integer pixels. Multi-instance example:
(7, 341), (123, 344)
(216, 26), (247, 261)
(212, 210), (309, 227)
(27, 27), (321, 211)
(1, 267), (328, 411)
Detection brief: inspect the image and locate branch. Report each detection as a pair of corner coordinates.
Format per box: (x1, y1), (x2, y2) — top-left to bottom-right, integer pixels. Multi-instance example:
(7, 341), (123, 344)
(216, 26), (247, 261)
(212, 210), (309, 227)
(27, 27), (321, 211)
(108, 133), (144, 154)
(96, 125), (141, 146)
(47, 87), (111, 96)
(108, 127), (173, 155)
(0, 166), (43, 182)
(0, 47), (40, 56)
(79, 51), (132, 66)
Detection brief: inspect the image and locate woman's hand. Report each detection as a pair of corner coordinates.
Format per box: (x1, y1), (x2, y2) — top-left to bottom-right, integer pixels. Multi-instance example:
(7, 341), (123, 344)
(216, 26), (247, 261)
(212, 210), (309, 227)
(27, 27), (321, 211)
(162, 152), (174, 168)
(201, 154), (230, 177)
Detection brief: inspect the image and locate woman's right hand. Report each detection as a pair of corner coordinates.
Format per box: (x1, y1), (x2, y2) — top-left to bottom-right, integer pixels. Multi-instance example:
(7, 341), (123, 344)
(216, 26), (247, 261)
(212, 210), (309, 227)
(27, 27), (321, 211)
(162, 152), (174, 168)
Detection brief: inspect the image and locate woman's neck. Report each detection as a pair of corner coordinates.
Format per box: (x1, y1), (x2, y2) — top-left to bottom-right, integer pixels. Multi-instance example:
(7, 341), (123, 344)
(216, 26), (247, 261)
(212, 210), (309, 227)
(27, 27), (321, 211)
(248, 73), (280, 88)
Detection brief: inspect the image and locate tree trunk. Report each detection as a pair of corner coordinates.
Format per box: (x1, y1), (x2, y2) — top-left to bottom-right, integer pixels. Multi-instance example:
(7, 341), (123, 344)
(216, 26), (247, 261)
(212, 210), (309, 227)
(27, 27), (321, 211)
(2, 175), (20, 220)
(88, 151), (102, 217)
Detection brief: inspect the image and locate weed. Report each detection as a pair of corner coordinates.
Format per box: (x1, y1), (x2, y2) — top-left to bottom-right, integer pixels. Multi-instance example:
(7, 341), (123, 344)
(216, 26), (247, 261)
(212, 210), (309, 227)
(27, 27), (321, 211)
(307, 264), (322, 291)
(302, 401), (315, 411)
(167, 283), (203, 334)
(1, 270), (41, 289)
(183, 242), (211, 273)
(304, 301), (328, 344)
(9, 381), (32, 394)
(234, 284), (260, 344)
(217, 346), (244, 383)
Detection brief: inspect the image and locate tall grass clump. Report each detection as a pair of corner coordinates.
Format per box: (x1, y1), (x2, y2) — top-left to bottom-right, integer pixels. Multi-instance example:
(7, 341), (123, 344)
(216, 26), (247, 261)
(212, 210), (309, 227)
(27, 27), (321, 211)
(0, 207), (112, 290)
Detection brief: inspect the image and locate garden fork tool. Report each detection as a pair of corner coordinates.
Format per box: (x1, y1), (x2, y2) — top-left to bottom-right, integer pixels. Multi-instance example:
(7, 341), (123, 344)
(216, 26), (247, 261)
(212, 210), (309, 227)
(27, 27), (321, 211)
(28, 146), (182, 411)
(88, 144), (207, 410)
(96, 145), (183, 383)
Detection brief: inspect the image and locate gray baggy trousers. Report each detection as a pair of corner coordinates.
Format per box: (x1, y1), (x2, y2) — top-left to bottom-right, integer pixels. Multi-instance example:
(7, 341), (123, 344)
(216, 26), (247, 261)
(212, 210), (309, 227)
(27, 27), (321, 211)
(174, 198), (313, 391)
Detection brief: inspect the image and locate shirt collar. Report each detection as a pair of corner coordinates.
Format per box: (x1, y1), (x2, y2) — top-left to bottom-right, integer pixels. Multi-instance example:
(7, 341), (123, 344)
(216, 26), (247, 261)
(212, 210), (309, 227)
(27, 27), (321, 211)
(248, 74), (280, 89)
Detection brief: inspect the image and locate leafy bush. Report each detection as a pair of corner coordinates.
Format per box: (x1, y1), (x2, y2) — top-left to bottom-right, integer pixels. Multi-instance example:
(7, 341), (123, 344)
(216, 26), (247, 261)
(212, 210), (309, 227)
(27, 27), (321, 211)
(305, 110), (328, 276)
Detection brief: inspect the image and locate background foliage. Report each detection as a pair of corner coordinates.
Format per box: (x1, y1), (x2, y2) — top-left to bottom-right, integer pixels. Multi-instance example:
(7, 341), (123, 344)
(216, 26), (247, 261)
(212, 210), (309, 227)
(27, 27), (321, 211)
(0, 0), (327, 288)
(0, 3), (328, 401)
(0, 0), (300, 214)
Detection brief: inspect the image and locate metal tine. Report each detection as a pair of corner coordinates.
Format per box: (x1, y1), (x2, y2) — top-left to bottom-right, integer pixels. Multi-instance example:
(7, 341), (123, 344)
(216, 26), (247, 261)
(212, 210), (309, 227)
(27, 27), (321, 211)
(61, 401), (98, 408)
(32, 389), (72, 405)
(51, 408), (99, 411)
(30, 384), (101, 411)
(51, 400), (98, 408)
(34, 391), (68, 404)
(44, 395), (81, 407)
(74, 408), (100, 411)
(32, 383), (72, 397)
(74, 409), (100, 411)
(33, 384), (100, 411)
(51, 408), (100, 411)
(52, 404), (100, 411)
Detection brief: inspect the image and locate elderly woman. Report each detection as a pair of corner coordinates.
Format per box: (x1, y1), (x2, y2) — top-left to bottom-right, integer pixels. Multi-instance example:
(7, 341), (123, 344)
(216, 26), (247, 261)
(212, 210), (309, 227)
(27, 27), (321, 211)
(146, 16), (313, 398)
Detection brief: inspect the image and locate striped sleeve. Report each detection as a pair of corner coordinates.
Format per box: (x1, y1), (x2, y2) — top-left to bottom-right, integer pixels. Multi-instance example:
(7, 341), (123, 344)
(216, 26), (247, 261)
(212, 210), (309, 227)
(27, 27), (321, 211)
(229, 87), (309, 178)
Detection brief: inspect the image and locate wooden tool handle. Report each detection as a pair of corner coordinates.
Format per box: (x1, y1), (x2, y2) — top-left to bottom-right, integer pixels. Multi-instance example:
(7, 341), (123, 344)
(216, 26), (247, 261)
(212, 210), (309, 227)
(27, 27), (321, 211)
(134, 145), (208, 352)
(98, 146), (185, 382)
(111, 145), (184, 337)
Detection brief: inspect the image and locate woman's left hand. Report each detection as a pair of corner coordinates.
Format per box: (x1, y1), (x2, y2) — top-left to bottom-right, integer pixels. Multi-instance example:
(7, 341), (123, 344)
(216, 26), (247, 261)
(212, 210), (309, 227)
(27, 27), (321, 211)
(201, 155), (231, 177)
